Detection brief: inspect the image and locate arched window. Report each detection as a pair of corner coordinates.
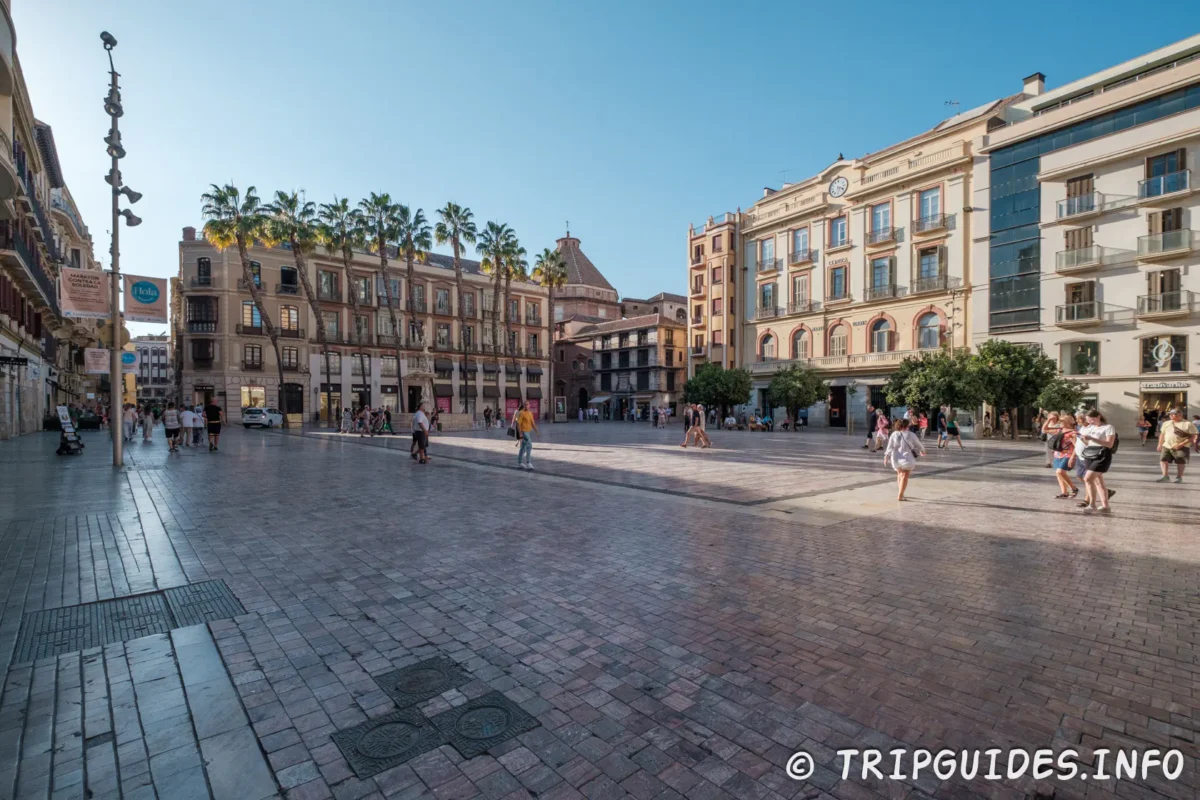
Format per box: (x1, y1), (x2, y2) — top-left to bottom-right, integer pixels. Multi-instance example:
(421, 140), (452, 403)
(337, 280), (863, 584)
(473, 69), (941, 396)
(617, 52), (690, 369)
(871, 319), (892, 352)
(791, 329), (808, 359)
(917, 313), (940, 350)
(676, 308), (686, 322)
(828, 325), (847, 357)
(761, 334), (776, 361)
(652, 307), (659, 313)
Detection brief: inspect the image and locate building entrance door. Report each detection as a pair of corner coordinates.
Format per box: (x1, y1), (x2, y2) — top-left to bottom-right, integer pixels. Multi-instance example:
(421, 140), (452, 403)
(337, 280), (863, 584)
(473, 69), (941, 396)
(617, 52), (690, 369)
(407, 385), (422, 413)
(282, 384), (303, 418)
(828, 386), (847, 427)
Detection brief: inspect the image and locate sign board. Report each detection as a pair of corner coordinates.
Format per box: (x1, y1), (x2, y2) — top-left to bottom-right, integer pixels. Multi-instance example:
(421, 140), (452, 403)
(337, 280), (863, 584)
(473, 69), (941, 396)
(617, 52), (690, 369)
(553, 395), (567, 423)
(1141, 381), (1189, 391)
(123, 275), (168, 323)
(84, 348), (110, 374)
(60, 268), (109, 319)
(121, 351), (139, 373)
(56, 405), (75, 434)
(435, 396), (452, 414)
(0, 356), (29, 367)
(86, 393), (95, 400)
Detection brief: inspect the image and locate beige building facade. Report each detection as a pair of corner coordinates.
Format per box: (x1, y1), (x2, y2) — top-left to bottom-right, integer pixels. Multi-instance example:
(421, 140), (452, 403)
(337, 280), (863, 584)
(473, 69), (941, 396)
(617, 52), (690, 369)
(176, 227), (551, 423)
(687, 214), (738, 371)
(585, 314), (686, 420)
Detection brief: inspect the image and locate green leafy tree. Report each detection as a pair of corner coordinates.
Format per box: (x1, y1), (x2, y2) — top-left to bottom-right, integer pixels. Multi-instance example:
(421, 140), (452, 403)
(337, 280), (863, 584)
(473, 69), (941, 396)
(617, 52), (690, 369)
(767, 365), (829, 431)
(883, 350), (983, 413)
(1036, 377), (1091, 414)
(683, 363), (751, 419)
(972, 340), (1059, 438)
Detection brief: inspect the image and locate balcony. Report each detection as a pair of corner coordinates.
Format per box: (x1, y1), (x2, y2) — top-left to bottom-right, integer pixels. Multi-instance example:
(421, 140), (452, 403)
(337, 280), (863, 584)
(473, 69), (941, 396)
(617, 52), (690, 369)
(435, 303), (452, 316)
(864, 284), (897, 302)
(1137, 230), (1198, 262)
(1055, 301), (1102, 327)
(412, 300), (428, 314)
(406, 356), (434, 374)
(1137, 291), (1193, 320)
(318, 288), (342, 303)
(1054, 192), (1134, 221)
(825, 292), (851, 304)
(525, 315), (542, 327)
(866, 227), (897, 247)
(0, 220), (58, 315)
(691, 346), (705, 355)
(186, 320), (217, 334)
(235, 324), (265, 336)
(690, 283), (705, 296)
(237, 278), (266, 291)
(690, 253), (703, 265)
(754, 306), (782, 321)
(747, 350), (922, 375)
(280, 327), (305, 339)
(433, 340), (454, 351)
(20, 174), (59, 262)
(276, 283), (300, 295)
(190, 275), (214, 288)
(787, 300), (814, 315)
(825, 239), (852, 253)
(282, 363), (310, 373)
(690, 316), (702, 326)
(242, 360), (264, 371)
(755, 257), (781, 273)
(788, 249), (816, 266)
(912, 214), (949, 235)
(910, 274), (948, 294)
(0, 129), (17, 202)
(1138, 170), (1192, 203)
(527, 348), (544, 359)
(1055, 245), (1105, 273)
(192, 358), (214, 370)
(376, 333), (402, 347)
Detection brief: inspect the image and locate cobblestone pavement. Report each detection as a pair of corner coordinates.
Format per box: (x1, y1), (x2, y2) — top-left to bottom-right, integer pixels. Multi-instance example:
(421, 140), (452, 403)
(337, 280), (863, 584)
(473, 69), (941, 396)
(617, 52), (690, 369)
(1, 424), (1197, 800)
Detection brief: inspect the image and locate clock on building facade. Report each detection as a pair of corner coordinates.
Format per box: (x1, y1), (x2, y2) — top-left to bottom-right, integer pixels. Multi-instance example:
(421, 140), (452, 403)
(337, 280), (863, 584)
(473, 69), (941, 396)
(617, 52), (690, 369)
(828, 176), (849, 197)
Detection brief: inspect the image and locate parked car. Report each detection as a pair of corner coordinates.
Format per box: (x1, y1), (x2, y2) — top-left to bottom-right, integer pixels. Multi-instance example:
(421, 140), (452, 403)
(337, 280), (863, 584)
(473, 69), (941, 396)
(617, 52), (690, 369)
(243, 407), (283, 428)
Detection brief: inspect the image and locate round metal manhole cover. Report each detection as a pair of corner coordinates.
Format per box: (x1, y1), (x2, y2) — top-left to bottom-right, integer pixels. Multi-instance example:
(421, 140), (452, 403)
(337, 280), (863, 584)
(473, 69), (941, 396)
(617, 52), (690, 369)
(392, 667), (448, 696)
(456, 706), (512, 740)
(357, 722), (422, 759)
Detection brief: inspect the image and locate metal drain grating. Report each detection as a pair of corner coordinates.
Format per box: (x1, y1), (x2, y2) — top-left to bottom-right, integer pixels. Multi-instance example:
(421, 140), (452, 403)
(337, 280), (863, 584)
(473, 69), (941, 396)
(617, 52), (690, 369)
(12, 579), (246, 663)
(376, 656), (472, 707)
(430, 691), (540, 759)
(331, 708), (445, 780)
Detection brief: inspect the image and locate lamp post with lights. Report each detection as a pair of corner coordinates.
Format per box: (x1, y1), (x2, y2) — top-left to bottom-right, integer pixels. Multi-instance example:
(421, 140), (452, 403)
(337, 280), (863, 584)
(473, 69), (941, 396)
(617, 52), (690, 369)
(101, 31), (142, 467)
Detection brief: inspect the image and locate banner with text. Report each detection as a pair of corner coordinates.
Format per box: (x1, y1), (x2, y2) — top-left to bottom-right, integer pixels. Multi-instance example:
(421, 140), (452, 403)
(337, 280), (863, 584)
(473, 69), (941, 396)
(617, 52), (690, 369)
(84, 348), (110, 374)
(123, 275), (168, 323)
(60, 268), (109, 319)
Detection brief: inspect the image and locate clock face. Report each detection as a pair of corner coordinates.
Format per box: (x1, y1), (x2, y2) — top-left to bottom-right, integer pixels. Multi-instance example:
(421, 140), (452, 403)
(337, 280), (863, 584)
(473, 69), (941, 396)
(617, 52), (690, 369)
(829, 177), (849, 198)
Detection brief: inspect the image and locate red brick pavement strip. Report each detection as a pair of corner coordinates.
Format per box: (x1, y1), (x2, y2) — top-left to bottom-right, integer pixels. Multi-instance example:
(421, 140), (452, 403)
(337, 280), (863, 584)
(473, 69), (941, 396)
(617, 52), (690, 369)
(1, 429), (1198, 799)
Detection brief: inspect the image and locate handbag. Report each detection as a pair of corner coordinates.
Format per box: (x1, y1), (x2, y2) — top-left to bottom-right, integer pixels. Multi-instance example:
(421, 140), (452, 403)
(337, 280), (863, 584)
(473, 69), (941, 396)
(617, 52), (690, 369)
(1081, 445), (1108, 460)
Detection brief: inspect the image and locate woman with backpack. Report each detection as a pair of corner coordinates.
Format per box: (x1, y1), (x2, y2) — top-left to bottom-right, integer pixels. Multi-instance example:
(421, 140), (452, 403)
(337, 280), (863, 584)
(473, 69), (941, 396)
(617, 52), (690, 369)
(1077, 408), (1117, 513)
(883, 418), (926, 501)
(1050, 413), (1078, 499)
(1041, 411), (1063, 469)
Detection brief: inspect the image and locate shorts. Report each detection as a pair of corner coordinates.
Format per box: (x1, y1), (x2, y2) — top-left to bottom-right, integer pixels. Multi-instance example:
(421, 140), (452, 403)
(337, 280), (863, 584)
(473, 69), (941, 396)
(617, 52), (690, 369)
(946, 426), (959, 436)
(892, 457), (914, 472)
(1161, 447), (1190, 464)
(412, 430), (427, 450)
(1082, 451), (1112, 474)
(165, 428), (180, 439)
(207, 423), (221, 434)
(1052, 455), (1072, 470)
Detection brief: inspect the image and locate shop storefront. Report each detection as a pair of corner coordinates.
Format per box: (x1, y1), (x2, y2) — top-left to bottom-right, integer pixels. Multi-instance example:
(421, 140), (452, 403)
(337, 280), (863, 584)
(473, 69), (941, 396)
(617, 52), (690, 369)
(433, 383), (453, 414)
(526, 387), (542, 418)
(318, 383), (341, 422)
(1141, 380), (1190, 418)
(482, 385), (500, 416)
(505, 387), (521, 421)
(379, 384), (398, 412)
(459, 384), (476, 417)
(350, 384), (370, 410)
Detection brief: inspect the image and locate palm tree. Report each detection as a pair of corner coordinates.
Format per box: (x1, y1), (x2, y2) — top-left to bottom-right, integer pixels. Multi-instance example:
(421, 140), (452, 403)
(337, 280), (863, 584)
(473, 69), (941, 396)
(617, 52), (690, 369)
(503, 242), (527, 359)
(265, 190), (328, 425)
(476, 221), (514, 359)
(434, 203), (477, 368)
(201, 184), (289, 425)
(316, 197), (368, 402)
(532, 247), (567, 404)
(396, 206), (433, 345)
(358, 193), (403, 403)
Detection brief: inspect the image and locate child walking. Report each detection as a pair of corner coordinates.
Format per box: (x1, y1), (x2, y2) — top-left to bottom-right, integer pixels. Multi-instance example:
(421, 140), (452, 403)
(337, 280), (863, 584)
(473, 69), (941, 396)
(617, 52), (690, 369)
(883, 419), (926, 501)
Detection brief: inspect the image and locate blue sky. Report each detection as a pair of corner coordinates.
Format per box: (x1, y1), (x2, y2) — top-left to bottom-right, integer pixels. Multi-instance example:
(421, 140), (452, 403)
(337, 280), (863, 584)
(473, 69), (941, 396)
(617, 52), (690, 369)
(13, 1), (1194, 335)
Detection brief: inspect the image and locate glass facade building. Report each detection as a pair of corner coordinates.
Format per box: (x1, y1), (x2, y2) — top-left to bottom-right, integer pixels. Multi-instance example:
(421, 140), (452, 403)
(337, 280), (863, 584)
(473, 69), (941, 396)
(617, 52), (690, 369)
(988, 80), (1200, 332)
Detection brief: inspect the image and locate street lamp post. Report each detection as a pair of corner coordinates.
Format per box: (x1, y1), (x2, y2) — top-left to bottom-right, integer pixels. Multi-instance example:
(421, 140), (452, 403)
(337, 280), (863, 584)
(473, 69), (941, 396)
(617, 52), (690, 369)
(101, 31), (142, 467)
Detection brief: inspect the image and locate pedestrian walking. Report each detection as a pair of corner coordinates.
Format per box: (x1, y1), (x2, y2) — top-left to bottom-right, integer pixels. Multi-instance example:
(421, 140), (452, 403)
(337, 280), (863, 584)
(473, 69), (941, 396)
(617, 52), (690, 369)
(122, 404), (136, 443)
(1155, 407), (1196, 483)
(883, 418), (926, 501)
(1136, 413), (1151, 446)
(680, 405), (694, 447)
(515, 401), (538, 470)
(918, 411), (929, 440)
(861, 405), (876, 449)
(483, 406), (493, 431)
(1041, 411), (1063, 468)
(945, 408), (965, 450)
(999, 411), (1011, 439)
(1050, 414), (1079, 499)
(1077, 409), (1117, 512)
(411, 402), (431, 464)
(981, 412), (993, 439)
(140, 406), (153, 442)
(871, 408), (889, 452)
(935, 405), (948, 448)
(162, 402), (182, 453)
(193, 405), (205, 446)
(340, 406), (353, 434)
(204, 400), (225, 452)
(179, 405), (195, 447)
(695, 404), (712, 448)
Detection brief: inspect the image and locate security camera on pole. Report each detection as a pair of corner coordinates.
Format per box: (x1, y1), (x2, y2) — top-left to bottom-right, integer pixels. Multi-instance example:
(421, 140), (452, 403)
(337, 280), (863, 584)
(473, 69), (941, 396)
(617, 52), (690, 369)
(101, 31), (143, 467)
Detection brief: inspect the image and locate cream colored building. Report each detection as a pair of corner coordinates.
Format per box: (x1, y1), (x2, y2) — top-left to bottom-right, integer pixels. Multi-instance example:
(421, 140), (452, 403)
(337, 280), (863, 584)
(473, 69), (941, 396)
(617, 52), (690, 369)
(176, 227), (551, 423)
(687, 213), (738, 372)
(971, 36), (1200, 432)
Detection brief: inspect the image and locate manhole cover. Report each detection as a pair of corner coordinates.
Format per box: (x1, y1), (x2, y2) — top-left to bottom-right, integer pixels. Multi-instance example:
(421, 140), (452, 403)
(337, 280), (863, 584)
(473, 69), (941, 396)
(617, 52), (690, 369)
(431, 691), (540, 759)
(331, 709), (444, 779)
(376, 656), (471, 707)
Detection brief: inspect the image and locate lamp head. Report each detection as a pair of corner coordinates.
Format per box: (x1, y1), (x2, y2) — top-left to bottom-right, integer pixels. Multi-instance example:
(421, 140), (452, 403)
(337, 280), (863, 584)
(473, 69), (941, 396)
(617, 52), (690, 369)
(107, 143), (126, 159)
(104, 168), (122, 187)
(100, 31), (118, 50)
(121, 209), (142, 227)
(119, 187), (142, 203)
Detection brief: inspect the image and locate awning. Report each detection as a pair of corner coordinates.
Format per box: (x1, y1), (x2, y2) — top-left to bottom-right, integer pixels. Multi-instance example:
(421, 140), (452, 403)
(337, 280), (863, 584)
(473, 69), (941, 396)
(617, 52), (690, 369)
(482, 361), (499, 373)
(505, 387), (521, 399)
(588, 395), (611, 404)
(433, 384), (453, 397)
(482, 386), (499, 398)
(459, 384), (474, 397)
(526, 365), (543, 376)
(462, 360), (477, 373)
(527, 388), (542, 399)
(434, 358), (453, 372)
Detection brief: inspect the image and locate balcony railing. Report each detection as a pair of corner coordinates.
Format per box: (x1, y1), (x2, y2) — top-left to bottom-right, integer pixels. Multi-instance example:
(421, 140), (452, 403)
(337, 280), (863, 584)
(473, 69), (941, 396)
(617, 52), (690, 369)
(235, 324), (264, 336)
(756, 257), (781, 273)
(186, 320), (217, 333)
(412, 300), (428, 314)
(190, 275), (213, 287)
(913, 214), (949, 234)
(691, 346), (705, 355)
(435, 303), (452, 316)
(282, 363), (309, 373)
(1057, 193), (1097, 218)
(1138, 230), (1197, 258)
(20, 173), (60, 263)
(1137, 291), (1192, 317)
(1138, 169), (1190, 200)
(826, 292), (850, 303)
(280, 327), (305, 339)
(276, 283), (300, 295)
(864, 284), (896, 302)
(0, 220), (58, 315)
(690, 316), (702, 326)
(787, 300), (813, 315)
(690, 254), (703, 265)
(1055, 245), (1103, 272)
(525, 315), (542, 326)
(376, 334), (401, 347)
(755, 306), (782, 320)
(237, 278), (265, 291)
(242, 360), (264, 371)
(433, 340), (454, 351)
(1055, 301), (1101, 324)
(910, 274), (948, 294)
(318, 288), (342, 302)
(691, 283), (705, 296)
(192, 358), (214, 370)
(788, 249), (815, 265)
(866, 227), (897, 246)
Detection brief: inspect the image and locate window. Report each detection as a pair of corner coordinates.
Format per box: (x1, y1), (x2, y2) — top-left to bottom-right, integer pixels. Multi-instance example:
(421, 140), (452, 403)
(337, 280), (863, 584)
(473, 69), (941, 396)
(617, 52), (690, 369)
(828, 325), (848, 357)
(528, 333), (539, 353)
(711, 298), (722, 315)
(711, 234), (722, 253)
(244, 344), (262, 365)
(1064, 227), (1093, 251)
(760, 238), (775, 263)
(792, 228), (809, 257)
(320, 352), (341, 373)
(377, 314), (400, 336)
(712, 330), (722, 346)
(917, 313), (941, 350)
(692, 274), (705, 294)
(508, 299), (519, 320)
(666, 371), (676, 391)
(871, 257), (892, 288)
(1141, 334), (1187, 373)
(355, 276), (371, 303)
(792, 329), (808, 359)
(918, 247), (941, 279)
(191, 339), (214, 361)
(280, 266), (298, 287)
(241, 301), (261, 328)
(1061, 341), (1099, 375)
(280, 305), (299, 331)
(319, 270), (339, 299)
(829, 266), (846, 299)
(692, 244), (704, 262)
(871, 203), (890, 233)
(462, 326), (474, 346)
(554, 305), (564, 321)
(761, 334), (776, 361)
(281, 346), (298, 368)
(508, 330), (518, 353)
(322, 311), (340, 337)
(527, 302), (540, 320)
(249, 261), (261, 286)
(408, 320), (422, 342)
(792, 275), (809, 306)
(693, 334), (704, 349)
(354, 315), (370, 343)
(712, 266), (723, 283)
(197, 257), (211, 278)
(436, 323), (451, 348)
(412, 284), (425, 310)
(744, 241), (757, 274)
(462, 293), (474, 316)
(871, 319), (892, 352)
(829, 216), (848, 248)
(918, 187), (941, 222)
(381, 355), (398, 376)
(760, 282), (775, 309)
(376, 276), (402, 305)
(241, 385), (265, 409)
(1142, 149), (1187, 197)
(436, 288), (450, 314)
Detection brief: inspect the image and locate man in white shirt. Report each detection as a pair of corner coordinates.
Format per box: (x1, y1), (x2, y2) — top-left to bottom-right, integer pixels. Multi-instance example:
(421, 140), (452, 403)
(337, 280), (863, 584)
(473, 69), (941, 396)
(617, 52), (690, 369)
(411, 402), (430, 464)
(179, 407), (196, 447)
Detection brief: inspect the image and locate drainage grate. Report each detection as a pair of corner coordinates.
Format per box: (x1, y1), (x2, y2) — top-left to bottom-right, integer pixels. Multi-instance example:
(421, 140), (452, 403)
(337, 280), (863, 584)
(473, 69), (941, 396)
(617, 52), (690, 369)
(12, 580), (246, 664)
(429, 691), (541, 759)
(331, 708), (445, 780)
(376, 656), (472, 707)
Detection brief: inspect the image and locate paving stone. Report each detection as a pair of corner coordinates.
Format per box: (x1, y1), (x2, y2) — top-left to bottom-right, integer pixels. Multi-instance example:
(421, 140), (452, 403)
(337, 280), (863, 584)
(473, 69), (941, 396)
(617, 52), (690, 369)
(200, 726), (279, 800)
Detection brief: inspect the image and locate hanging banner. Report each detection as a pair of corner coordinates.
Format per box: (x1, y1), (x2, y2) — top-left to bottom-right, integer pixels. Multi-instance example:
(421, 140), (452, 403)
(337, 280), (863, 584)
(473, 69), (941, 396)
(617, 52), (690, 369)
(84, 348), (110, 374)
(60, 267), (109, 319)
(123, 275), (168, 323)
(120, 351), (139, 373)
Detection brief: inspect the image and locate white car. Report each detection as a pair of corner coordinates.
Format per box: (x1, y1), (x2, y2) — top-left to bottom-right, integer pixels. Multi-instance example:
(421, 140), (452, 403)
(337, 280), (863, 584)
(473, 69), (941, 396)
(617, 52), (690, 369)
(243, 407), (283, 428)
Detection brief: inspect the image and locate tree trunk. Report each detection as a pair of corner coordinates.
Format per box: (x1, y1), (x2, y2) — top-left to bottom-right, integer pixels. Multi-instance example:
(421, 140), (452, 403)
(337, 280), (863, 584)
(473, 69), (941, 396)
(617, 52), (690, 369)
(341, 246), (368, 406)
(547, 285), (555, 412)
(235, 233), (286, 425)
(452, 240), (469, 414)
(290, 234), (329, 426)
(378, 239), (403, 406)
(490, 270), (502, 358)
(503, 271), (513, 357)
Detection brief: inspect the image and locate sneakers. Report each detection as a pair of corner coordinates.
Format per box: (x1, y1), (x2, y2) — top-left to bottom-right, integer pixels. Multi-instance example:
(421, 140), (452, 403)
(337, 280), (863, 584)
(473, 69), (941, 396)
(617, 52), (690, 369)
(1175, 477), (1183, 483)
(1155, 476), (1171, 483)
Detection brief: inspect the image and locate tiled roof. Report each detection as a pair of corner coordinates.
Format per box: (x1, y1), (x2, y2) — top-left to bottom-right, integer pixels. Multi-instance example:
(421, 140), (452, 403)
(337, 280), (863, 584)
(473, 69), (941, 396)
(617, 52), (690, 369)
(556, 235), (616, 292)
(575, 313), (685, 337)
(560, 313), (607, 325)
(625, 292), (686, 305)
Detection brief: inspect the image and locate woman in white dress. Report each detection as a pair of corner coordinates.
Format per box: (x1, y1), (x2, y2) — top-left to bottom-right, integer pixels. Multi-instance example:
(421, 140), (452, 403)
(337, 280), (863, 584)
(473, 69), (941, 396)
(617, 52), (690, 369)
(883, 418), (926, 501)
